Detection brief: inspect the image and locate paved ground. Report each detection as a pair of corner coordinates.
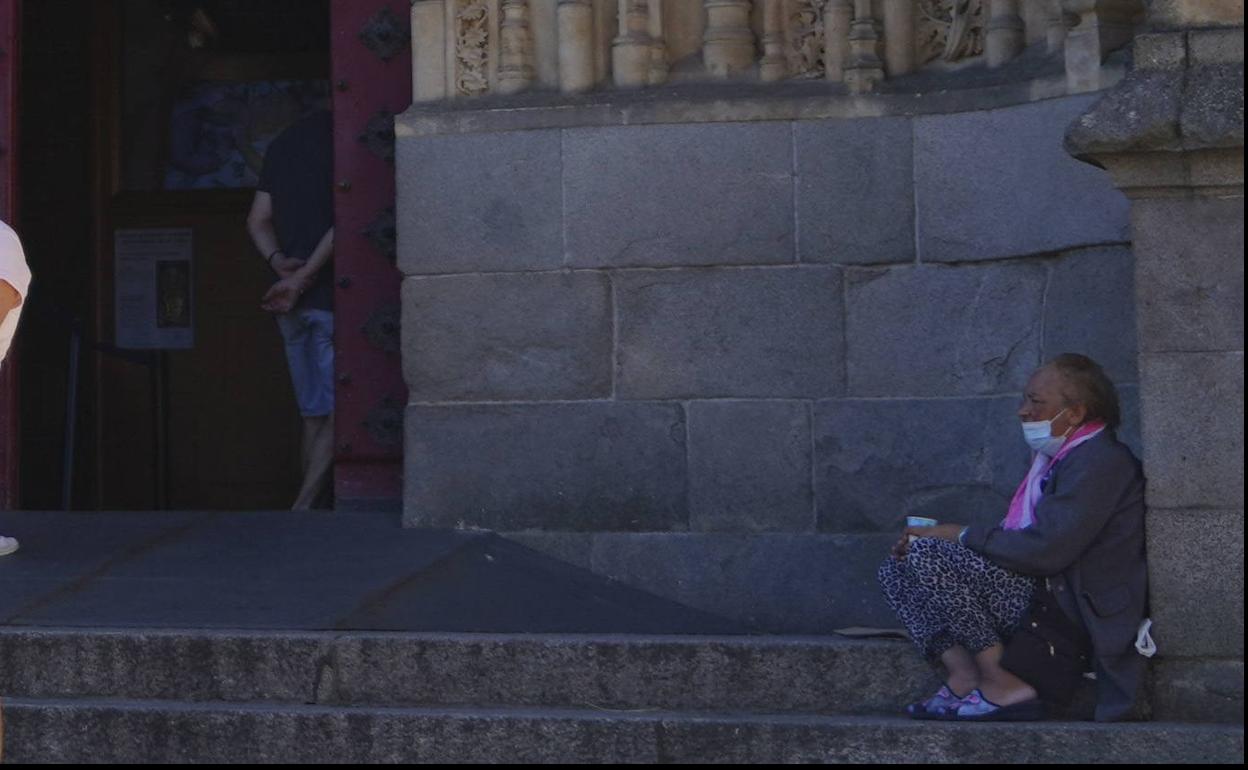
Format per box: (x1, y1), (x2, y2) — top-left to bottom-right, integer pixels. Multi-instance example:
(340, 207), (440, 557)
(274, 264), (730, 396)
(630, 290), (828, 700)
(0, 511), (742, 633)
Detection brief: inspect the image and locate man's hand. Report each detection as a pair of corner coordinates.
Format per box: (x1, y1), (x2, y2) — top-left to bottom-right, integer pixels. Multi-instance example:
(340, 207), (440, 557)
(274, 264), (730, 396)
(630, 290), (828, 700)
(0, 279), (20, 326)
(261, 274), (311, 314)
(270, 254), (306, 279)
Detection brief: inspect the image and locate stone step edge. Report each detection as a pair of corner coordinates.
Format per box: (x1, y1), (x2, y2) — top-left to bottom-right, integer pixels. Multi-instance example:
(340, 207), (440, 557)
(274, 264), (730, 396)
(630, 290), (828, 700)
(7, 698), (1240, 764)
(6, 696), (1244, 733)
(0, 626), (908, 645)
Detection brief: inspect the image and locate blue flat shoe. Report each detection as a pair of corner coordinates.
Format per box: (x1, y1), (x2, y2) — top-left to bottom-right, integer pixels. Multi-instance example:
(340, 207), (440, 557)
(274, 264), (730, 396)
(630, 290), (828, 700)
(906, 684), (967, 720)
(953, 689), (1047, 722)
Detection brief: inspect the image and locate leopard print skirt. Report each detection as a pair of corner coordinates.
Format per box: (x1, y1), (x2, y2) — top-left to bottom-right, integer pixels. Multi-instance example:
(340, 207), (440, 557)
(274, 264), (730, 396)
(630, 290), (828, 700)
(877, 537), (1038, 660)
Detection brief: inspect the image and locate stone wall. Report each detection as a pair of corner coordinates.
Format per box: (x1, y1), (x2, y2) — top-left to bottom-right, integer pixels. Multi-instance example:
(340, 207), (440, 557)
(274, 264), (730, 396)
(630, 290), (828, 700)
(1068, 17), (1244, 724)
(396, 90), (1138, 631)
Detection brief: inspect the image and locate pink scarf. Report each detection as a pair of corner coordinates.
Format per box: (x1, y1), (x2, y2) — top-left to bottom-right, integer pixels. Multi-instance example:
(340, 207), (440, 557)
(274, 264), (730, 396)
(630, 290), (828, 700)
(1003, 421), (1106, 530)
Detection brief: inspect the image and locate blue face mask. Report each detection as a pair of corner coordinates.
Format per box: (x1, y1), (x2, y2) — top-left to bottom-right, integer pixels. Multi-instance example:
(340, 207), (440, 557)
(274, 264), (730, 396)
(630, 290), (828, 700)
(1021, 408), (1070, 456)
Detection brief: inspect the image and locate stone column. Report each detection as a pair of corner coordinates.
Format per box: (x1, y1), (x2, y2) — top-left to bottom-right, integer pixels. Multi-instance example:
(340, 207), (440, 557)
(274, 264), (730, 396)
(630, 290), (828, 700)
(1067, 23), (1245, 724)
(412, 0), (449, 102)
(881, 0), (914, 77)
(1046, 0), (1071, 53)
(824, 0), (852, 82)
(703, 0), (755, 78)
(613, 0), (652, 87)
(498, 0), (536, 93)
(843, 0), (883, 93)
(986, 0), (1026, 67)
(1062, 0), (1145, 92)
(648, 0), (669, 85)
(558, 0), (596, 92)
(760, 0), (788, 81)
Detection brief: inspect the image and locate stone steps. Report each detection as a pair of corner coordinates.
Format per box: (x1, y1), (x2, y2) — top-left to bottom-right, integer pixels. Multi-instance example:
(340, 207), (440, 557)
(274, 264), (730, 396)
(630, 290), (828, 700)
(4, 699), (1242, 764)
(3, 628), (1242, 763)
(0, 628), (935, 714)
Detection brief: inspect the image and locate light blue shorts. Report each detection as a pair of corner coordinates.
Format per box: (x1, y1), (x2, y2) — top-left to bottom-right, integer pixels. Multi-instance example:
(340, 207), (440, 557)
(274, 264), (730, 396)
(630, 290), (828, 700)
(276, 309), (334, 417)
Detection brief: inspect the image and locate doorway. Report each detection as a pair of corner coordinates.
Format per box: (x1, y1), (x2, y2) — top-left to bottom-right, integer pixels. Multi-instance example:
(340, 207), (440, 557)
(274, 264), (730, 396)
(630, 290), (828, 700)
(17, 0), (331, 510)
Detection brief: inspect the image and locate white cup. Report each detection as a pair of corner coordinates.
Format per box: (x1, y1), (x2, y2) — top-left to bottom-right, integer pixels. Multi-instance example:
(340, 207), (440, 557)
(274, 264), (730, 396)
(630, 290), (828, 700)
(906, 516), (938, 543)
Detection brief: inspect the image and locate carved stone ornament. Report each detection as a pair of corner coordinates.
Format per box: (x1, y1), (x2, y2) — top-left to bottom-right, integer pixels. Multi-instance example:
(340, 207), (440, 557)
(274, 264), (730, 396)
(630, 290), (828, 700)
(359, 6), (411, 62)
(785, 0), (826, 79)
(917, 0), (986, 64)
(363, 397), (404, 449)
(363, 206), (398, 263)
(362, 303), (402, 354)
(358, 110), (396, 164)
(455, 0), (492, 96)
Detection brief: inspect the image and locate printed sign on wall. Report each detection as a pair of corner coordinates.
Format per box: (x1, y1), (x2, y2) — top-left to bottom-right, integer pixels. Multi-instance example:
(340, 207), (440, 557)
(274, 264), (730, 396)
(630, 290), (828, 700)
(115, 228), (195, 350)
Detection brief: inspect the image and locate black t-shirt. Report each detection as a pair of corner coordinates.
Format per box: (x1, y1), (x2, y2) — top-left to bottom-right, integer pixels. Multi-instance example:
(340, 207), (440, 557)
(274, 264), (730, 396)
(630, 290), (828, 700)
(258, 111), (334, 312)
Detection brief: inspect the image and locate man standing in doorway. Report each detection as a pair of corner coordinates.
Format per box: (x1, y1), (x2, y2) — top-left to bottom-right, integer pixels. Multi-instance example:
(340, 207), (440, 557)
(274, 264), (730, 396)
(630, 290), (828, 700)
(246, 110), (335, 510)
(1, 219), (32, 553)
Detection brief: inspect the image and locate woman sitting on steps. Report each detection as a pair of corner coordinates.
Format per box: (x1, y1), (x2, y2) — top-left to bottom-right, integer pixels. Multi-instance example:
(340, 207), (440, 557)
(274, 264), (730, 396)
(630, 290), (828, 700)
(878, 353), (1149, 722)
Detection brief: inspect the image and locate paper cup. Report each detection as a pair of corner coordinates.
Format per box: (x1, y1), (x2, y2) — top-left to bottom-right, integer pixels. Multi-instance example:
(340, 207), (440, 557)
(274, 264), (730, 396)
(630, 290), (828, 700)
(906, 516), (937, 543)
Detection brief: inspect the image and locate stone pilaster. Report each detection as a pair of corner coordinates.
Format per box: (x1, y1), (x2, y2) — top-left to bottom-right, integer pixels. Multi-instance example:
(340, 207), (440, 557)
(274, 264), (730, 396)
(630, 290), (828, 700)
(412, 0), (449, 102)
(760, 0), (788, 82)
(881, 0), (914, 77)
(648, 0), (668, 85)
(613, 0), (652, 87)
(1062, 0), (1146, 92)
(986, 0), (1026, 67)
(823, 0), (852, 82)
(1067, 21), (1246, 724)
(558, 0), (596, 92)
(843, 0), (883, 94)
(498, 0), (536, 94)
(703, 0), (755, 78)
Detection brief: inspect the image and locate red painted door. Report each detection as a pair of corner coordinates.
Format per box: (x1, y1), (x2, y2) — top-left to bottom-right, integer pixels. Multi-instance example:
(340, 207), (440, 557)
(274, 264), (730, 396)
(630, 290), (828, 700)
(0, 0), (20, 509)
(329, 1), (410, 507)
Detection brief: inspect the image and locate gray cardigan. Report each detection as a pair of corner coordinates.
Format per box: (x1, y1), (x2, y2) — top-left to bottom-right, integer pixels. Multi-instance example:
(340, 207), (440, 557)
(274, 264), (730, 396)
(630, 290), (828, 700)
(962, 430), (1147, 722)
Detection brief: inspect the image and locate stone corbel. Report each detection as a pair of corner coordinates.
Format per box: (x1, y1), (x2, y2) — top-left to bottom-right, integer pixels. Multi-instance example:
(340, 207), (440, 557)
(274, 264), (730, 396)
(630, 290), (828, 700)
(1061, 0), (1145, 93)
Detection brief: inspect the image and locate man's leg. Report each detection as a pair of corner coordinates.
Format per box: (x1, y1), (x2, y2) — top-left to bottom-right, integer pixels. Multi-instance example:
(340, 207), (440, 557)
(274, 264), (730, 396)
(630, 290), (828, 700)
(293, 412), (333, 510)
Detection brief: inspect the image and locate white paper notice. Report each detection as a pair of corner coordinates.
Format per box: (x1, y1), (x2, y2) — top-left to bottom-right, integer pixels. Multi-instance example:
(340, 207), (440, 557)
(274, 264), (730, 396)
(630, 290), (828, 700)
(115, 228), (194, 350)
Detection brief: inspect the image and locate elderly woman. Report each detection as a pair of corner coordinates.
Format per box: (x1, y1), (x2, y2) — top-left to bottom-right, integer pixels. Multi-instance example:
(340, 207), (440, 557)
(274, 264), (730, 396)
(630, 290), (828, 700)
(878, 353), (1147, 722)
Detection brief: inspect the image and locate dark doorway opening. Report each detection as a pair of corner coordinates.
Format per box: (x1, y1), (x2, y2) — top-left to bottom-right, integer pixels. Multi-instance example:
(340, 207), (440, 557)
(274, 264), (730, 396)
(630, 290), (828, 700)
(18, 0), (331, 510)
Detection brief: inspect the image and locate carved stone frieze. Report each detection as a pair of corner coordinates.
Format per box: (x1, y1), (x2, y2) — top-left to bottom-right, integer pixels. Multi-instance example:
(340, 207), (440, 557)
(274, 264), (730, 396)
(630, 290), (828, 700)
(785, 0), (825, 79)
(455, 0), (492, 97)
(917, 0), (986, 64)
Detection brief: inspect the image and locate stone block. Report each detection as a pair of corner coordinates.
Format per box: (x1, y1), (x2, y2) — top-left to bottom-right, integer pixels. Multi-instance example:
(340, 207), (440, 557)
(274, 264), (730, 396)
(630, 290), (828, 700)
(396, 130), (563, 274)
(1139, 352), (1245, 510)
(1133, 198), (1244, 355)
(845, 263), (1046, 397)
(563, 122), (794, 268)
(584, 533), (902, 632)
(1043, 246), (1138, 385)
(795, 118), (915, 265)
(915, 95), (1130, 262)
(814, 397), (1030, 533)
(1153, 659), (1245, 724)
(1146, 508), (1245, 659)
(401, 272), (612, 401)
(1180, 63), (1246, 149)
(615, 267), (844, 399)
(1148, 0), (1246, 29)
(404, 402), (688, 531)
(1133, 32), (1187, 71)
(687, 401), (813, 533)
(1188, 28), (1245, 67)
